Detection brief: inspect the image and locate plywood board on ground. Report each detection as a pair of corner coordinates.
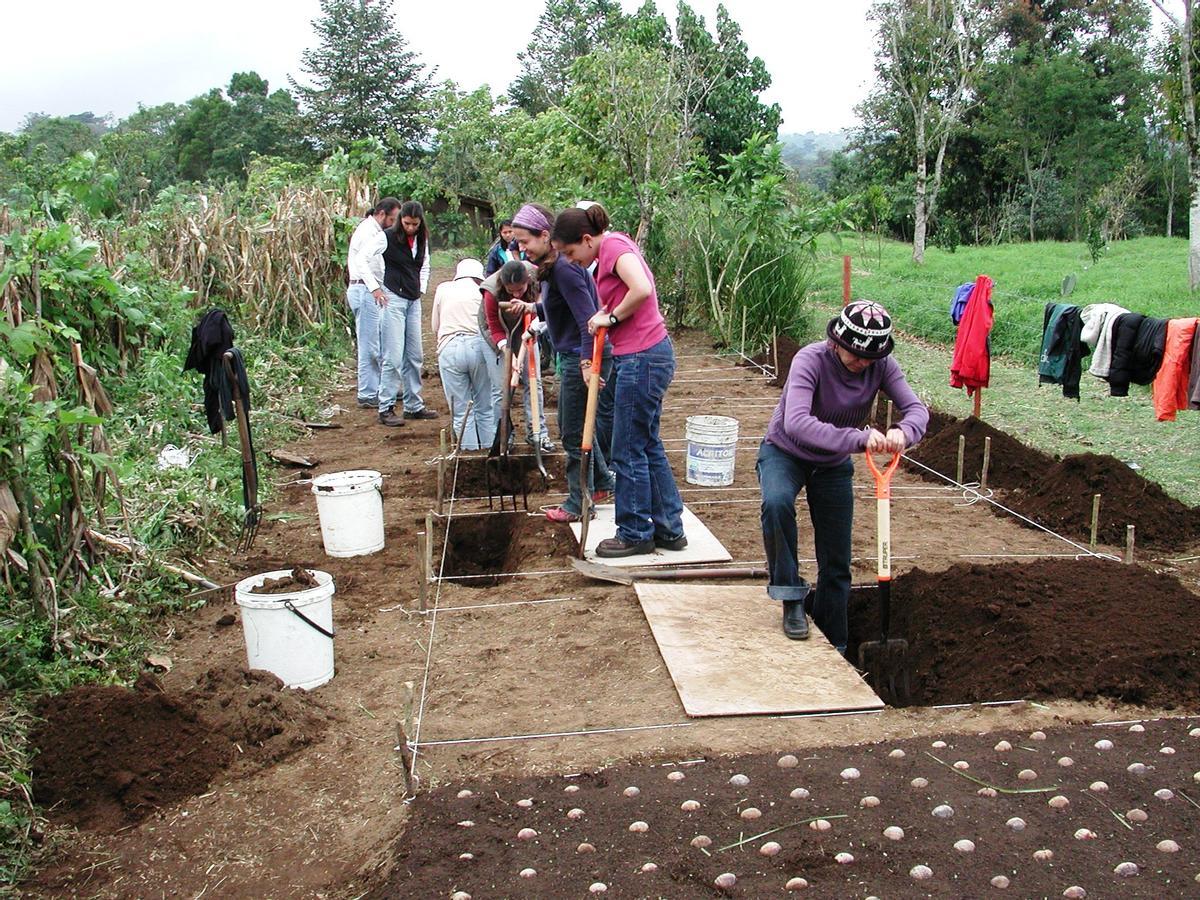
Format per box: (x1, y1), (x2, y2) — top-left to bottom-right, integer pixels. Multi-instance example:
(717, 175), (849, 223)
(634, 583), (884, 717)
(569, 504), (731, 567)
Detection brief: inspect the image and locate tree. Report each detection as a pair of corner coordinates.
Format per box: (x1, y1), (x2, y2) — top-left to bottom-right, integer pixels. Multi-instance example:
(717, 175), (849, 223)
(1151, 0), (1200, 289)
(291, 0), (433, 158)
(865, 0), (987, 262)
(508, 0), (626, 114)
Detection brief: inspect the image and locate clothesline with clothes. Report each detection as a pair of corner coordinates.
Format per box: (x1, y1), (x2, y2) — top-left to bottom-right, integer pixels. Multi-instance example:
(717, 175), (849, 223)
(1037, 301), (1200, 421)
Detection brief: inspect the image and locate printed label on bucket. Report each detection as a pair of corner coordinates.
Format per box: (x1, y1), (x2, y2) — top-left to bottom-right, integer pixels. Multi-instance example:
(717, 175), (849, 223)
(686, 441), (736, 486)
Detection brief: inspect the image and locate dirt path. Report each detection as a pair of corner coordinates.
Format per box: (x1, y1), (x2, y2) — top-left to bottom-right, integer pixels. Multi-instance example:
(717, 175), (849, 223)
(29, 270), (1200, 898)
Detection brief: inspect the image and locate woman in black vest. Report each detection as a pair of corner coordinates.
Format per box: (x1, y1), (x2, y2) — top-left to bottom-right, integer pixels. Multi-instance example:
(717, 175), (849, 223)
(378, 201), (437, 426)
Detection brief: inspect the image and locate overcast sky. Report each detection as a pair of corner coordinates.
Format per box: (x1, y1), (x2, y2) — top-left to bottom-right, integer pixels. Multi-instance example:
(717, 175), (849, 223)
(2, 0), (877, 135)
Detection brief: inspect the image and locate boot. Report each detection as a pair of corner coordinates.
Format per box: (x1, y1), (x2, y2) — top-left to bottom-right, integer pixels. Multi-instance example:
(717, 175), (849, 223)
(378, 410), (406, 427)
(782, 600), (809, 640)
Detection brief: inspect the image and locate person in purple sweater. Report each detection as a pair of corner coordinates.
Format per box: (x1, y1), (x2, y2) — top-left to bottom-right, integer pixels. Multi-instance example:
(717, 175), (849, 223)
(759, 300), (928, 648)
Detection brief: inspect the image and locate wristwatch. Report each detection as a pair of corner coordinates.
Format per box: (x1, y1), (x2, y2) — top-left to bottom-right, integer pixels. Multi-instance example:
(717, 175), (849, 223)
(607, 312), (619, 327)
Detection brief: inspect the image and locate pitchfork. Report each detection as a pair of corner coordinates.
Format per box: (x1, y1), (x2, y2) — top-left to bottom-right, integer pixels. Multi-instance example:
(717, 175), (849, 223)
(485, 316), (528, 511)
(858, 449), (910, 706)
(222, 350), (261, 553)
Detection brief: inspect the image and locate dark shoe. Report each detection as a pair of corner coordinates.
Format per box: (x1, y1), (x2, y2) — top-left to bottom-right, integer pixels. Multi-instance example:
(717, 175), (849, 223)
(404, 408), (439, 420)
(596, 537), (655, 558)
(655, 533), (688, 551)
(356, 398), (377, 409)
(378, 411), (406, 427)
(782, 600), (809, 640)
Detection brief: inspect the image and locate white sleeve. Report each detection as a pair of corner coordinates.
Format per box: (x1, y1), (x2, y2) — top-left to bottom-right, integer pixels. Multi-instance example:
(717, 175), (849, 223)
(353, 232), (385, 293)
(419, 247), (431, 296)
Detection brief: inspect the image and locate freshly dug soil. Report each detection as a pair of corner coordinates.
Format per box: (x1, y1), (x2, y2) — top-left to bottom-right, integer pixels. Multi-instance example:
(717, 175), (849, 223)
(366, 718), (1199, 898)
(847, 558), (1200, 709)
(906, 417), (1200, 549)
(248, 566), (318, 594)
(442, 512), (524, 585)
(30, 666), (331, 831)
(743, 334), (804, 387)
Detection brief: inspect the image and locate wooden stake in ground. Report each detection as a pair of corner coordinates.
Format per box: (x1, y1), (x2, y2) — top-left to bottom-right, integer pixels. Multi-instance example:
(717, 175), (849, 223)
(436, 429), (447, 516)
(424, 511), (434, 585)
(885, 399), (894, 431)
(1090, 494), (1102, 549)
(972, 388), (982, 419)
(956, 435), (966, 485)
(842, 255), (852, 306)
(980, 436), (992, 490)
(416, 532), (428, 612)
(1125, 524), (1136, 564)
(395, 680), (417, 793)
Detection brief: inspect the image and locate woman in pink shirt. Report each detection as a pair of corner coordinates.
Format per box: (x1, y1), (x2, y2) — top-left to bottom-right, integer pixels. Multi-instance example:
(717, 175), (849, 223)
(553, 204), (685, 558)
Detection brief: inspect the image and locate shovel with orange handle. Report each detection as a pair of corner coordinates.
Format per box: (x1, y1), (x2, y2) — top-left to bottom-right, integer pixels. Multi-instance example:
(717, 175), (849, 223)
(523, 312), (549, 487)
(857, 450), (911, 706)
(577, 327), (607, 558)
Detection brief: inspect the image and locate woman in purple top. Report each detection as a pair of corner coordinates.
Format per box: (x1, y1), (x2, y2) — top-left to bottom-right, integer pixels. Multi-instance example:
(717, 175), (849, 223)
(554, 204), (686, 558)
(759, 300), (928, 649)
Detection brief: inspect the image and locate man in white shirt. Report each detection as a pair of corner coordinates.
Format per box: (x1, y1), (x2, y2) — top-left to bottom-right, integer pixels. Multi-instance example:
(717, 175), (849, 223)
(430, 258), (495, 449)
(347, 198), (401, 411)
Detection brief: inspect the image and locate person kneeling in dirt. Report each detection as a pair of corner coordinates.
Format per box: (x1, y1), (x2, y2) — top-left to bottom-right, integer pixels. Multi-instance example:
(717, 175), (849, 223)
(757, 300), (928, 648)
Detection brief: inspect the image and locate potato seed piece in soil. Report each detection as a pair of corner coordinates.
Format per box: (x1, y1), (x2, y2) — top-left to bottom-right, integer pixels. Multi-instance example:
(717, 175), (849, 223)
(729, 774), (750, 787)
(932, 804), (954, 819)
(994, 740), (1012, 752)
(1007, 817), (1026, 832)
(840, 767), (861, 780)
(836, 852), (855, 864)
(954, 760), (970, 770)
(517, 828), (537, 840)
(1094, 739), (1114, 750)
(1114, 862), (1139, 876)
(910, 864), (933, 880)
(1030, 731), (1047, 740)
(1074, 828), (1096, 840)
(741, 807), (762, 820)
(978, 787), (998, 798)
(681, 799), (700, 811)
(1033, 849), (1054, 861)
(667, 771), (685, 782)
(1160, 746), (1175, 755)
(1048, 796), (1070, 809)
(1089, 781), (1109, 792)
(457, 789), (473, 799)
(1127, 762), (1148, 775)
(790, 787), (810, 799)
(1018, 769), (1038, 781)
(567, 808), (584, 819)
(932, 740), (947, 748)
(889, 749), (906, 759)
(641, 863), (658, 873)
(589, 883), (607, 893)
(691, 835), (712, 848)
(517, 798), (533, 808)
(1157, 839), (1180, 853)
(457, 820), (475, 828)
(860, 795), (880, 808)
(458, 853), (474, 861)
(883, 826), (904, 840)
(1155, 789), (1174, 800)
(577, 842), (595, 853)
(565, 784), (580, 793)
(1063, 888), (1087, 899)
(1130, 724), (1145, 732)
(629, 820), (649, 832)
(1190, 727), (1200, 737)
(786, 877), (809, 890)
(452, 893), (471, 900)
(1127, 808), (1148, 822)
(778, 754), (799, 768)
(954, 839), (975, 853)
(519, 868), (537, 878)
(911, 777), (929, 788)
(714, 873), (737, 889)
(991, 875), (1011, 888)
(810, 819), (832, 832)
(623, 786), (640, 797)
(1058, 757), (1074, 767)
(760, 841), (782, 856)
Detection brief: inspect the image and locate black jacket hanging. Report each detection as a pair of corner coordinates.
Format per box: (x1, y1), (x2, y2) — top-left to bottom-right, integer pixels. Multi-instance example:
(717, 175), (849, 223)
(1109, 313), (1167, 397)
(183, 308), (235, 433)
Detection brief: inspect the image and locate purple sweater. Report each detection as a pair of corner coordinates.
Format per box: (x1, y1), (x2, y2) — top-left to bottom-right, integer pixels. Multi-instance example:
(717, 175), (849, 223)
(765, 341), (929, 466)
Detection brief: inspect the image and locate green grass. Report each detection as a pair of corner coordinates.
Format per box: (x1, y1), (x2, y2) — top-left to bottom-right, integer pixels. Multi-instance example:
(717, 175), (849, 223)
(814, 235), (1199, 366)
(802, 236), (1200, 508)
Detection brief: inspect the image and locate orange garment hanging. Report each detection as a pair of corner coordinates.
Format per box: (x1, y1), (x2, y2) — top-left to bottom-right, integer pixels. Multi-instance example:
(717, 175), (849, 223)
(1152, 317), (1199, 422)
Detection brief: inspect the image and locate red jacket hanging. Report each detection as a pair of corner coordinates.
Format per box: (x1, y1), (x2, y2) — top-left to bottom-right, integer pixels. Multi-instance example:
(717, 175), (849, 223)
(950, 274), (994, 396)
(1152, 317), (1199, 422)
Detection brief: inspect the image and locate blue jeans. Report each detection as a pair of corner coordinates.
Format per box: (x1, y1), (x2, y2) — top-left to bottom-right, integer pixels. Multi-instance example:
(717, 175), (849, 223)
(488, 343), (548, 443)
(439, 334), (496, 451)
(558, 349), (615, 516)
(378, 289), (426, 414)
(349, 284), (380, 404)
(611, 337), (684, 544)
(756, 440), (854, 649)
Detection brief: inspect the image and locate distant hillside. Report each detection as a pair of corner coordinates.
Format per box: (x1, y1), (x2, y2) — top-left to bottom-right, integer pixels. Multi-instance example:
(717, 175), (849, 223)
(780, 131), (850, 166)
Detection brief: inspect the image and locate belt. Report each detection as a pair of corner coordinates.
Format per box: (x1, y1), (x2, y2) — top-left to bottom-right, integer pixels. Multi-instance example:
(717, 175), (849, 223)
(349, 279), (366, 285)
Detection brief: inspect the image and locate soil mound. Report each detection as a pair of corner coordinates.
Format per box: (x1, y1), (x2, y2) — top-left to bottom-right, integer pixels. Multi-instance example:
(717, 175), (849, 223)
(906, 417), (1200, 549)
(31, 666), (331, 830)
(848, 557), (1200, 708)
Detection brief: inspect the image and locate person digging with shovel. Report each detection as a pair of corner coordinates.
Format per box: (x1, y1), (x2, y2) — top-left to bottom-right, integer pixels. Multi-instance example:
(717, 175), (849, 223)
(757, 300), (928, 649)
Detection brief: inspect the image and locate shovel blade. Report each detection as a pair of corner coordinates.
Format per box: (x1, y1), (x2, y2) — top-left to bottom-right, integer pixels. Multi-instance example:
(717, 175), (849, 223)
(858, 638), (911, 707)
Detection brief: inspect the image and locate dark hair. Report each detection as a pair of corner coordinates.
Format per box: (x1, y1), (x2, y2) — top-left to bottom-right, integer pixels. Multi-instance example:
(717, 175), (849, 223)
(498, 218), (513, 229)
(367, 196), (401, 217)
(398, 200), (429, 244)
(551, 204), (609, 244)
(498, 259), (530, 286)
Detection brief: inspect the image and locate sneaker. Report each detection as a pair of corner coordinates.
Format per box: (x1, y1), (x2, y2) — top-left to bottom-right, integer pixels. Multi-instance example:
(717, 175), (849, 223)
(356, 398), (377, 409)
(596, 536), (655, 558)
(655, 533), (688, 551)
(404, 408), (439, 420)
(526, 435), (557, 453)
(546, 506), (582, 524)
(591, 489), (612, 504)
(378, 411), (406, 427)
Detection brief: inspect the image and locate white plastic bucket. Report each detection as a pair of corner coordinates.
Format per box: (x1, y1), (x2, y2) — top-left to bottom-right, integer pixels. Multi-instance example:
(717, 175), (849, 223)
(685, 415), (739, 486)
(311, 470), (384, 557)
(235, 569), (335, 690)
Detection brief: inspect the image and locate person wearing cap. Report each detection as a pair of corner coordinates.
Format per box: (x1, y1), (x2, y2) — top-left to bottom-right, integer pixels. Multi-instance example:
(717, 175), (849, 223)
(758, 300), (928, 648)
(431, 258), (495, 450)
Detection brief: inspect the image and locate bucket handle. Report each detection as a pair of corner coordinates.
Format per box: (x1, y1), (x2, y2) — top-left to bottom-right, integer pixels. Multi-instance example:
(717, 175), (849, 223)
(283, 599), (336, 639)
